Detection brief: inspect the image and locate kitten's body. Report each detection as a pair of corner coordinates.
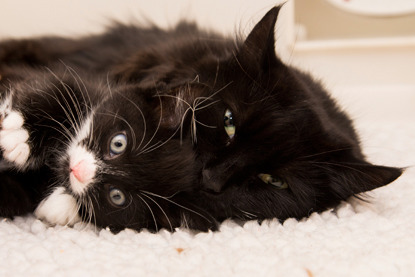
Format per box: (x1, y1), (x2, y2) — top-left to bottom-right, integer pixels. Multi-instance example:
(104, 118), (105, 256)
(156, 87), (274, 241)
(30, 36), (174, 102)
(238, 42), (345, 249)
(0, 6), (402, 232)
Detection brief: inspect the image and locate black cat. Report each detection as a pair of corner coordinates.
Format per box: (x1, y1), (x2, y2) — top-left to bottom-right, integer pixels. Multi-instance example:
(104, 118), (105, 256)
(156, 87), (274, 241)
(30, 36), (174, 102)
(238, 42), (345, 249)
(0, 6), (402, 232)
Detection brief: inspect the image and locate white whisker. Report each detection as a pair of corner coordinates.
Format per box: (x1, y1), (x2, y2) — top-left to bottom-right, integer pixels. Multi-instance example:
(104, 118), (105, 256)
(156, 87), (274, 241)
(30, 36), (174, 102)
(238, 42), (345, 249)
(137, 194), (158, 232)
(140, 190), (212, 224)
(142, 193), (173, 232)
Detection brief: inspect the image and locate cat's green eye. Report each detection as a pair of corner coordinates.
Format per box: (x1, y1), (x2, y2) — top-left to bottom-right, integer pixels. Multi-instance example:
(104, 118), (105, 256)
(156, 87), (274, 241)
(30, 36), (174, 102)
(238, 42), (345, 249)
(109, 133), (127, 156)
(224, 109), (235, 140)
(109, 187), (126, 206)
(258, 174), (288, 189)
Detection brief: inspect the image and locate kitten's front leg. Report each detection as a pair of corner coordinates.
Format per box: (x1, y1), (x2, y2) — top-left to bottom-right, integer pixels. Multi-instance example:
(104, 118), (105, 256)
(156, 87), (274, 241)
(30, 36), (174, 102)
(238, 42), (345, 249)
(0, 95), (31, 169)
(0, 111), (30, 168)
(0, 66), (92, 171)
(34, 186), (81, 226)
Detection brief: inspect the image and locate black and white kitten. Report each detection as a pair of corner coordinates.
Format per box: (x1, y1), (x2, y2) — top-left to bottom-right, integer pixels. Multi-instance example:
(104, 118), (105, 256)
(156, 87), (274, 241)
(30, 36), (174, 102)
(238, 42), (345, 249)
(0, 66), (205, 230)
(0, 6), (402, 232)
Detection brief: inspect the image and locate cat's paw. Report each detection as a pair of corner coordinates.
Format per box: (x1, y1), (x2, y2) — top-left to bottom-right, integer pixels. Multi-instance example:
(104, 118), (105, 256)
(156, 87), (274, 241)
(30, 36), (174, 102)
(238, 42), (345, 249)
(34, 187), (81, 226)
(0, 111), (30, 167)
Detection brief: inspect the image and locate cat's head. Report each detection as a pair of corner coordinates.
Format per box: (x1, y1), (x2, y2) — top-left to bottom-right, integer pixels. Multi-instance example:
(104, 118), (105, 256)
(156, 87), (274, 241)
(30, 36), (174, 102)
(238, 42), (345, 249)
(141, 6), (403, 222)
(30, 5), (402, 232)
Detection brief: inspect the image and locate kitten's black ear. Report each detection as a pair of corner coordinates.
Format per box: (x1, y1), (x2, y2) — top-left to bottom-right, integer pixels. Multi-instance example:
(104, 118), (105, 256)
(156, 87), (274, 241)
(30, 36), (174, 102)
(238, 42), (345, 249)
(330, 161), (402, 197)
(146, 92), (187, 131)
(237, 6), (282, 72)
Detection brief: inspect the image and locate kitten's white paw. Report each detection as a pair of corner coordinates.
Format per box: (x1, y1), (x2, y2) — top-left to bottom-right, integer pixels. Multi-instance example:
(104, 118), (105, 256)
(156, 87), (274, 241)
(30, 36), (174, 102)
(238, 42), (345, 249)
(34, 187), (81, 226)
(0, 111), (30, 167)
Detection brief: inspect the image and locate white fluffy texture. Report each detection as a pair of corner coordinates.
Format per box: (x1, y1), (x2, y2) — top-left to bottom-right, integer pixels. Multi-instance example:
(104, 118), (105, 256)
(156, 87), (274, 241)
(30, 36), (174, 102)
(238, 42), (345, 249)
(0, 120), (414, 277)
(34, 187), (81, 226)
(0, 110), (30, 167)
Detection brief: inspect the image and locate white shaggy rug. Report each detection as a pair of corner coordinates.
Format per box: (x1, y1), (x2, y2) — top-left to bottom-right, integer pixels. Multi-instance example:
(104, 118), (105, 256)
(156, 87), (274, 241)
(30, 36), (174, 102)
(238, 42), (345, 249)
(0, 119), (414, 277)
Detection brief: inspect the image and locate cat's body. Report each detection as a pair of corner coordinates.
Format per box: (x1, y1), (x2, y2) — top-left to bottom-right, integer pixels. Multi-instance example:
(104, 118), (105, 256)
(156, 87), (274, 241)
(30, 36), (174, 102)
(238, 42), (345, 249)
(0, 6), (402, 232)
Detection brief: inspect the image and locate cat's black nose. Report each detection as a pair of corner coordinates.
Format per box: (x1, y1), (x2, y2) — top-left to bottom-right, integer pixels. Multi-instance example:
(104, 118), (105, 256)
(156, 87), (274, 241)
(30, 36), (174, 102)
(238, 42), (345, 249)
(201, 169), (223, 193)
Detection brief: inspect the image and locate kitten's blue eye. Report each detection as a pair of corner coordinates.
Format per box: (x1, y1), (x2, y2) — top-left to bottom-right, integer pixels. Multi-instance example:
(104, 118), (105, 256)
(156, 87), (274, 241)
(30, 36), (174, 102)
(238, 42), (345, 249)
(258, 174), (288, 189)
(110, 133), (127, 156)
(109, 187), (126, 206)
(224, 109), (235, 139)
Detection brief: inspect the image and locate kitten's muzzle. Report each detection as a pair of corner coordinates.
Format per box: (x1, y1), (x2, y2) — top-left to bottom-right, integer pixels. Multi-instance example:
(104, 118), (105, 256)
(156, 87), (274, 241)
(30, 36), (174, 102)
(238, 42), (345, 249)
(68, 148), (97, 196)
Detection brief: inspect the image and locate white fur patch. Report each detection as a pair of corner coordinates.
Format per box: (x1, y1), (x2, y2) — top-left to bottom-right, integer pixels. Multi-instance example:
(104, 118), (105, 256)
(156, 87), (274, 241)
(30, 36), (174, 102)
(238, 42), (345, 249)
(0, 110), (30, 167)
(75, 114), (93, 143)
(34, 186), (81, 226)
(66, 113), (98, 195)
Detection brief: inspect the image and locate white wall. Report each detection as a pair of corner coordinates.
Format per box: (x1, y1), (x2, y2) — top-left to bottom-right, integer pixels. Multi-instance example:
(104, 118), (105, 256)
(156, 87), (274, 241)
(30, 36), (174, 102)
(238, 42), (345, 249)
(0, 0), (283, 38)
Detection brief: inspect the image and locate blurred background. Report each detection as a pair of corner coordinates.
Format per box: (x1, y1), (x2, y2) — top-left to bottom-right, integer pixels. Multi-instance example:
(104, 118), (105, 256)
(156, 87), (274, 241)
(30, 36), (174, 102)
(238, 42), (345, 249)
(1, 0), (414, 124)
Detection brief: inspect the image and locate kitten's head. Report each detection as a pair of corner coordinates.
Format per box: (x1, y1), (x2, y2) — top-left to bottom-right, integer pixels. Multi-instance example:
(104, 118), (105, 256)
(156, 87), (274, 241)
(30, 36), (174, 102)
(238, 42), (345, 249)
(32, 72), (213, 232)
(137, 6), (403, 223)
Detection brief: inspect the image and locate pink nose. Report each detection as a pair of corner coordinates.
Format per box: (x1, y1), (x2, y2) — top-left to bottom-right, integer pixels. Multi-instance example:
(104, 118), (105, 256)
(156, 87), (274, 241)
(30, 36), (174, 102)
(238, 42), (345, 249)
(71, 160), (88, 183)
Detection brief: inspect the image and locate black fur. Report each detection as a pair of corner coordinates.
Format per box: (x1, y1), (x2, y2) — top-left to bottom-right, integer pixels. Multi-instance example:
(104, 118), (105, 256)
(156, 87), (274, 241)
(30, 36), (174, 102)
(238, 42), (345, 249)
(0, 6), (402, 232)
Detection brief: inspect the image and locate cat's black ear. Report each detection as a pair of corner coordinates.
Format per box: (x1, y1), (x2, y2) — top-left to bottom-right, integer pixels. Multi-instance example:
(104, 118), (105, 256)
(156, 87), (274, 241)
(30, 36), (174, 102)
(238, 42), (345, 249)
(329, 161), (402, 198)
(237, 6), (282, 72)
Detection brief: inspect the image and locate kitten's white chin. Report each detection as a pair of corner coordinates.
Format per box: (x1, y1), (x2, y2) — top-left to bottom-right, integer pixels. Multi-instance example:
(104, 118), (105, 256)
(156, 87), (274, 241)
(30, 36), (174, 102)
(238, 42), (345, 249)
(34, 186), (81, 226)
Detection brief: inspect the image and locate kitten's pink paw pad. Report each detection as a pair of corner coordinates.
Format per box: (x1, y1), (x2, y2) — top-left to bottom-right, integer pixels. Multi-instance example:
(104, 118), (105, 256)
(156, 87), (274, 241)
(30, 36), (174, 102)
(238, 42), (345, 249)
(0, 111), (30, 167)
